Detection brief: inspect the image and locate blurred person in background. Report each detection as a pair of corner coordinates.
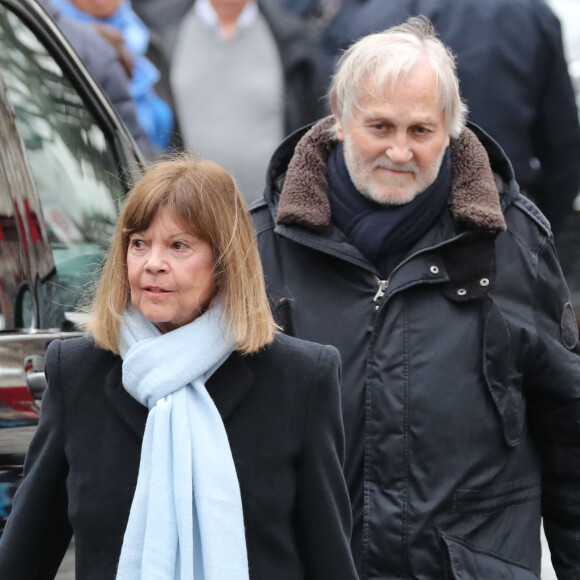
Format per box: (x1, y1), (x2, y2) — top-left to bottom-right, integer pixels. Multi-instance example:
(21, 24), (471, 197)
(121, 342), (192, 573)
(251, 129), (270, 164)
(51, 0), (177, 151)
(327, 0), (580, 236)
(41, 0), (158, 158)
(131, 0), (326, 204)
(169, 0), (326, 203)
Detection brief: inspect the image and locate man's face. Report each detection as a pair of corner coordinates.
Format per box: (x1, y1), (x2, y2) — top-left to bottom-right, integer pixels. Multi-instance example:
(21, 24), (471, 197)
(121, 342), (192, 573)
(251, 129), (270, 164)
(335, 60), (451, 205)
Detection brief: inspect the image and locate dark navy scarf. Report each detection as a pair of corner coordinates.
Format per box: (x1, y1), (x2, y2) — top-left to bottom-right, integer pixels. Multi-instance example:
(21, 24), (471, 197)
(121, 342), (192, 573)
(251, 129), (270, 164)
(328, 143), (452, 277)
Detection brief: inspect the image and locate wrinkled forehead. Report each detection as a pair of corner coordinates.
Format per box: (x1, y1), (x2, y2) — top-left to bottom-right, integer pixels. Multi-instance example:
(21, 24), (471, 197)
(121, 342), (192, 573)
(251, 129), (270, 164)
(342, 63), (447, 130)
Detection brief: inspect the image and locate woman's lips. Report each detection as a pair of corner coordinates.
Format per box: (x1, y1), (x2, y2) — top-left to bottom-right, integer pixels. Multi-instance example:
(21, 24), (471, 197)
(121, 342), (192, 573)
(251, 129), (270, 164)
(144, 286), (172, 294)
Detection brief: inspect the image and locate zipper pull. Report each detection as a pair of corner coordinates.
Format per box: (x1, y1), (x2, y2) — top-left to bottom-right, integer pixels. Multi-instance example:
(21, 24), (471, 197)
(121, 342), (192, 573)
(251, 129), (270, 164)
(374, 279), (388, 302)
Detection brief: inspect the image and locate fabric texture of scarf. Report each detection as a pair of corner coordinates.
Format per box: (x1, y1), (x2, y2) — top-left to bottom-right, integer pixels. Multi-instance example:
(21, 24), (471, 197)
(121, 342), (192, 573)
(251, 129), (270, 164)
(116, 301), (249, 580)
(328, 142), (452, 277)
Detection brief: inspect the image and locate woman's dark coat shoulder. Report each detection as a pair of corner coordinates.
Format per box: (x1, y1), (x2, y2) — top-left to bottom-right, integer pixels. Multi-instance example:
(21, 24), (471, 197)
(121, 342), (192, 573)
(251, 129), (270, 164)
(0, 334), (356, 579)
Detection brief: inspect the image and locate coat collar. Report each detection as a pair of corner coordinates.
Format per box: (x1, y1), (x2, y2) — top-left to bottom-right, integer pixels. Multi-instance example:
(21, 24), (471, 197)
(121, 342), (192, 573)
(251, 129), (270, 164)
(104, 351), (254, 439)
(275, 116), (507, 234)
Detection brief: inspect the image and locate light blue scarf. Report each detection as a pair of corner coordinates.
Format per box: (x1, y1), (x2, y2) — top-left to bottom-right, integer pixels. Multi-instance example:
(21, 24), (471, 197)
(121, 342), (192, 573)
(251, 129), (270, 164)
(116, 301), (249, 579)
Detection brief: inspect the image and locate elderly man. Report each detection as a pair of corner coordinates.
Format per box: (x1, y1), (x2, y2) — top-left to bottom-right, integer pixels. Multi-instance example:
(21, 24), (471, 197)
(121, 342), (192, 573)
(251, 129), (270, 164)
(252, 17), (580, 579)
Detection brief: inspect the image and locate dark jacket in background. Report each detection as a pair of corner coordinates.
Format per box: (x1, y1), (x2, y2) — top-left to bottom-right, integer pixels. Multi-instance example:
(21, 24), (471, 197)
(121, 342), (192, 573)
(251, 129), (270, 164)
(330, 0), (580, 234)
(0, 333), (357, 579)
(133, 0), (327, 135)
(252, 118), (580, 578)
(40, 0), (157, 158)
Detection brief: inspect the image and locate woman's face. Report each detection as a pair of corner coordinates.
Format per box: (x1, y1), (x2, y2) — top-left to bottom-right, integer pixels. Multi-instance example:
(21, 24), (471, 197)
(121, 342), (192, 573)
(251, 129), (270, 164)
(70, 0), (122, 18)
(127, 205), (216, 334)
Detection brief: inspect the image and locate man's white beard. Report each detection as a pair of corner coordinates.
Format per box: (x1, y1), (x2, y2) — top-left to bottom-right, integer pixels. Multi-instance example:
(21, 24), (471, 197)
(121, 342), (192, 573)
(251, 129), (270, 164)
(343, 136), (448, 206)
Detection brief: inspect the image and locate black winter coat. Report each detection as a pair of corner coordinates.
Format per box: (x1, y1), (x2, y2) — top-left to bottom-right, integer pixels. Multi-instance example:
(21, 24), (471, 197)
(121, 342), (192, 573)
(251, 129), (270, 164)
(252, 118), (580, 579)
(0, 333), (358, 579)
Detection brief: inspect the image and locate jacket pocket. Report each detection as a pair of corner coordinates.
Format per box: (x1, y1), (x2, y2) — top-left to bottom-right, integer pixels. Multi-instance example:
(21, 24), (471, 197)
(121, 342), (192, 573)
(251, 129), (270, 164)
(482, 298), (524, 447)
(442, 533), (540, 579)
(452, 477), (541, 515)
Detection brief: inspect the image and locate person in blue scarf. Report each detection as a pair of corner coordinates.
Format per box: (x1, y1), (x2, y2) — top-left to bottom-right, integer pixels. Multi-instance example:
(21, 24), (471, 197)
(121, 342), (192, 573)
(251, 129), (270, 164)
(0, 154), (358, 579)
(53, 0), (174, 150)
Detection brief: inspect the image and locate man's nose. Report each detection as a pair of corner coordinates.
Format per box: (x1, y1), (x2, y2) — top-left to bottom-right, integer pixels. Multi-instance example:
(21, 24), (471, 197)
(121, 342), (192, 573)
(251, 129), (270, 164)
(385, 134), (413, 164)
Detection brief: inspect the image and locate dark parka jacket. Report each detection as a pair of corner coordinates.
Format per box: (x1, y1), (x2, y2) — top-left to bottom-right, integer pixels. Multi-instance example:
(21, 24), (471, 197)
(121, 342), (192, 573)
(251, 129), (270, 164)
(252, 117), (580, 579)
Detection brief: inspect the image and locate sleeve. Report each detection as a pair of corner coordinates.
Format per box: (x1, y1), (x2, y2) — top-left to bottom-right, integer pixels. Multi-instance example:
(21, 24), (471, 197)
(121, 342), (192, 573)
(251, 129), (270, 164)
(0, 340), (72, 579)
(55, 15), (158, 159)
(295, 345), (358, 579)
(525, 238), (580, 579)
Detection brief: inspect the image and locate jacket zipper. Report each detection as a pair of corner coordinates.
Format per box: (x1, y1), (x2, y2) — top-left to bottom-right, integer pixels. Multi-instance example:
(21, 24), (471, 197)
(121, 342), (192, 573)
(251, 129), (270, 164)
(373, 232), (473, 303)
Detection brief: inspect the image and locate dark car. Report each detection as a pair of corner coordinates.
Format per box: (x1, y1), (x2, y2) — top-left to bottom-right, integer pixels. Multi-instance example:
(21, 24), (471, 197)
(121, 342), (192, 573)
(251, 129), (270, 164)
(0, 0), (143, 529)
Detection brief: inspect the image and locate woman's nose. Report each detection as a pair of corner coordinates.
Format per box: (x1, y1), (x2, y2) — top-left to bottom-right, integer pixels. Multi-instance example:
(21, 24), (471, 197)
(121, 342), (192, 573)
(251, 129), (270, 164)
(145, 246), (167, 272)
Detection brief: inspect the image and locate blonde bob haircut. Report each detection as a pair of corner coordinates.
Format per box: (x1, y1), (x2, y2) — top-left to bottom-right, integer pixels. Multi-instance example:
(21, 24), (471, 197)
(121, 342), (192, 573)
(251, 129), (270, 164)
(328, 16), (468, 138)
(86, 154), (277, 355)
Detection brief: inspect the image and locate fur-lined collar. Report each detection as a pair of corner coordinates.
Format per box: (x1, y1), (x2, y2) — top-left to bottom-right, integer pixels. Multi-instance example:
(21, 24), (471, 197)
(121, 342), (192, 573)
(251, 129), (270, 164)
(276, 116), (507, 233)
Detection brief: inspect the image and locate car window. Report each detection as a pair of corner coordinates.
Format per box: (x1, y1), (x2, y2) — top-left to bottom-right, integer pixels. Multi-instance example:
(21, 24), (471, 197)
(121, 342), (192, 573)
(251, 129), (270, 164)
(0, 143), (27, 331)
(0, 4), (124, 330)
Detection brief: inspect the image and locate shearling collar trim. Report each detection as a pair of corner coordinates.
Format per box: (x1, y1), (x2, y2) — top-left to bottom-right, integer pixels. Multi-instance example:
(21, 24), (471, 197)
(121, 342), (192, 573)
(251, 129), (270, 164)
(276, 116), (507, 233)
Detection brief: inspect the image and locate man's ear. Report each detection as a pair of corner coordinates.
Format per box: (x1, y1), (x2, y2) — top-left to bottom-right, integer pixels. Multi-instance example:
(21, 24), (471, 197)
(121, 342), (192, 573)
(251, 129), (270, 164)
(335, 117), (346, 142)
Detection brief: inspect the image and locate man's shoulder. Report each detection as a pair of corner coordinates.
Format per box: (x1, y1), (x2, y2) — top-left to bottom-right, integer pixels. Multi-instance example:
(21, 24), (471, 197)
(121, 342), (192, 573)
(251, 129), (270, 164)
(504, 193), (552, 246)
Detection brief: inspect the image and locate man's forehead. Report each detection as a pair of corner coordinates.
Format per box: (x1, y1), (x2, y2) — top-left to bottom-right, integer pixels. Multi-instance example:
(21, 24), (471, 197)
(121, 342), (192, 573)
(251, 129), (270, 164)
(352, 67), (445, 118)
(363, 61), (438, 96)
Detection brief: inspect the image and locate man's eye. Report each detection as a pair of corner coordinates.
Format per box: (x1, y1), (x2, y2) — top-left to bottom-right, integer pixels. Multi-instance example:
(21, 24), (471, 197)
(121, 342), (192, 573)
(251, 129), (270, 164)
(414, 126), (429, 135)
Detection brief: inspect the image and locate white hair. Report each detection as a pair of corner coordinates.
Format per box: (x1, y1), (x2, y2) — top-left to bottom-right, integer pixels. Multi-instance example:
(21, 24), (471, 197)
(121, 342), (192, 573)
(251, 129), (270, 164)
(328, 16), (468, 138)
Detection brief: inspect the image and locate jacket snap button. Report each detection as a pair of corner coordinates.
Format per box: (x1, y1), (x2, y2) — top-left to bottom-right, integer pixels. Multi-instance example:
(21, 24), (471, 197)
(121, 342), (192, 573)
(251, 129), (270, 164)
(480, 278), (490, 287)
(457, 288), (467, 296)
(429, 265), (439, 275)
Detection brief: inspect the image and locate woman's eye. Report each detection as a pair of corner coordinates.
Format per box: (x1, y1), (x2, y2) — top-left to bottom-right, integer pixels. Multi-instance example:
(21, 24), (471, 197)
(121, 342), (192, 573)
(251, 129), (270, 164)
(172, 241), (187, 250)
(130, 239), (145, 249)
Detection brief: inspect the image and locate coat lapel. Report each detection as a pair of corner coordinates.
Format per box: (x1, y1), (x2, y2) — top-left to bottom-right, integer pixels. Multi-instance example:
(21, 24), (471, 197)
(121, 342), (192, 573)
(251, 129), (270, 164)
(206, 352), (254, 422)
(104, 356), (148, 439)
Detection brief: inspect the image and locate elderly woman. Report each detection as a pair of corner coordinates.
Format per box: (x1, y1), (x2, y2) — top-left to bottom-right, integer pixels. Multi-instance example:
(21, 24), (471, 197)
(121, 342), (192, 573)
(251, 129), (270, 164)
(0, 156), (357, 579)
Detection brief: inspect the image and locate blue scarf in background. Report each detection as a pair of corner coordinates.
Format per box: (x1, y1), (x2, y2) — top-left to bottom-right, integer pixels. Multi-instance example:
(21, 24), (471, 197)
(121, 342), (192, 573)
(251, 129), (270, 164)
(117, 301), (249, 579)
(53, 0), (173, 148)
(328, 143), (452, 277)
